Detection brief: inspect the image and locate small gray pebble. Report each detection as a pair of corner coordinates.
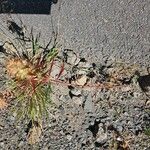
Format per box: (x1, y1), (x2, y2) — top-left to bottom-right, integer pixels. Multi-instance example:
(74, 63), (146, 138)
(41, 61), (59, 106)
(70, 88), (81, 96)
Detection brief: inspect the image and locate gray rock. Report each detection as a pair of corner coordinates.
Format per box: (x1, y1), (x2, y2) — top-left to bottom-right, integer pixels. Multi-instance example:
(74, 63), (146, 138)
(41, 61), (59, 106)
(63, 49), (80, 65)
(50, 61), (67, 79)
(66, 134), (72, 141)
(70, 88), (81, 96)
(96, 124), (107, 144)
(72, 97), (83, 106)
(83, 94), (95, 113)
(0, 41), (3, 46)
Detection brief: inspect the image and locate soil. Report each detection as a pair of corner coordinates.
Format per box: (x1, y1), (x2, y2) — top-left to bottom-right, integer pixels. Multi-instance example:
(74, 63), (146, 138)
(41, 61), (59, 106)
(0, 0), (150, 150)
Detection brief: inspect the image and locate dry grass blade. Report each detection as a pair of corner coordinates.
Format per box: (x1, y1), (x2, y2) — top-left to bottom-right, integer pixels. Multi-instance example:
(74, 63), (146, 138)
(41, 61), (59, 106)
(27, 120), (42, 144)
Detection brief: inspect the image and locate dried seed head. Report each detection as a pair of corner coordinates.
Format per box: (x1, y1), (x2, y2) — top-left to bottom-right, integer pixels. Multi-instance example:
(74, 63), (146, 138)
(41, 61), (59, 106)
(0, 93), (8, 109)
(6, 58), (36, 80)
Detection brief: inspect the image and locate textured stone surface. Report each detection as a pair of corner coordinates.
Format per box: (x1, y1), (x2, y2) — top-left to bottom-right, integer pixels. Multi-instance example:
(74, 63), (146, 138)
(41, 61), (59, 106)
(0, 0), (150, 149)
(0, 0), (149, 65)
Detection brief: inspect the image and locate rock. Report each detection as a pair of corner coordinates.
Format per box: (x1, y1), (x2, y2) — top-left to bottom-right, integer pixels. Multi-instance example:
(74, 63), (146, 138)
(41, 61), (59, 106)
(133, 92), (141, 98)
(77, 61), (92, 69)
(70, 88), (81, 96)
(63, 49), (80, 65)
(75, 75), (88, 86)
(18, 141), (24, 147)
(50, 60), (67, 79)
(9, 116), (15, 121)
(76, 61), (93, 75)
(42, 147), (49, 150)
(72, 97), (83, 106)
(116, 125), (124, 132)
(0, 142), (4, 147)
(77, 69), (88, 75)
(83, 94), (95, 113)
(0, 41), (3, 46)
(121, 86), (132, 92)
(3, 42), (17, 54)
(66, 134), (72, 141)
(96, 124), (107, 144)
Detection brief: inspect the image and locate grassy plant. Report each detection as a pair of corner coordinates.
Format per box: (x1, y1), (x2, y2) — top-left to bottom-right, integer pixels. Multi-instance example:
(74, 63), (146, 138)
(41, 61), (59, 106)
(2, 21), (59, 124)
(144, 127), (150, 136)
(2, 29), (61, 143)
(8, 55), (57, 121)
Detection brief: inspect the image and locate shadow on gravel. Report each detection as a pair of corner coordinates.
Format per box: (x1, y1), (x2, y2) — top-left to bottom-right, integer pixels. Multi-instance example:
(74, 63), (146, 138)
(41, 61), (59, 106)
(138, 74), (150, 92)
(0, 0), (58, 14)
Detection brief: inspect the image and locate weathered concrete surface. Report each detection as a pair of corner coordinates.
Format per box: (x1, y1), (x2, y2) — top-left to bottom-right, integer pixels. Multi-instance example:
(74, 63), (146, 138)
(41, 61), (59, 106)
(0, 0), (150, 66)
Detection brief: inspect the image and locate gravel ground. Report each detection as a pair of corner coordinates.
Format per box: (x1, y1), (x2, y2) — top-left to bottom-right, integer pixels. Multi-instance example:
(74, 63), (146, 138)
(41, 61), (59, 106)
(0, 48), (150, 149)
(0, 0), (150, 150)
(1, 0), (150, 65)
